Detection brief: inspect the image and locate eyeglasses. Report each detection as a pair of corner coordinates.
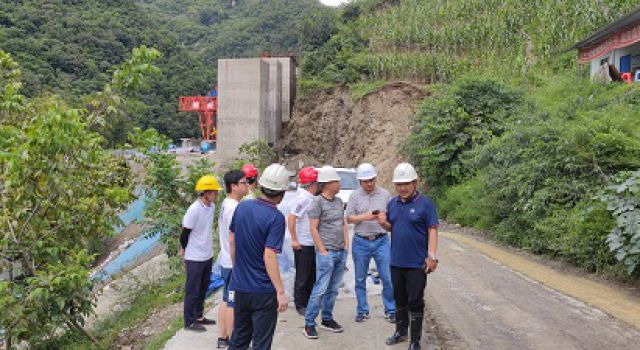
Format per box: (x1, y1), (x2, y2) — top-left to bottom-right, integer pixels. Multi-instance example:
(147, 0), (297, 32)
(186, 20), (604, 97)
(246, 177), (256, 185)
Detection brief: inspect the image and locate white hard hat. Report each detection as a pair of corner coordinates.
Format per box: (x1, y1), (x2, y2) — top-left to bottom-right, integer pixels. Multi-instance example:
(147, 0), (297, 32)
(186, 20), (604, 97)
(317, 165), (340, 183)
(392, 163), (418, 183)
(259, 163), (290, 191)
(356, 163), (377, 180)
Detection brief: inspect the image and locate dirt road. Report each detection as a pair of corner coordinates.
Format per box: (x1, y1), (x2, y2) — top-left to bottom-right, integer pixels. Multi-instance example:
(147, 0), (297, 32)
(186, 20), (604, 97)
(163, 229), (640, 350)
(427, 232), (640, 349)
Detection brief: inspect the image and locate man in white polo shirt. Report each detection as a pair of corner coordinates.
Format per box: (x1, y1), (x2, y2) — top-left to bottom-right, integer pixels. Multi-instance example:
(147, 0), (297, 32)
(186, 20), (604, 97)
(218, 170), (249, 349)
(180, 175), (221, 332)
(217, 170), (249, 348)
(288, 166), (319, 316)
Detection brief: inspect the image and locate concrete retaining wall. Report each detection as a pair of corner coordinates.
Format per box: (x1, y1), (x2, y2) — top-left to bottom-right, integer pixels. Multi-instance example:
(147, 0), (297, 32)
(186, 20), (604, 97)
(217, 57), (295, 159)
(217, 58), (269, 158)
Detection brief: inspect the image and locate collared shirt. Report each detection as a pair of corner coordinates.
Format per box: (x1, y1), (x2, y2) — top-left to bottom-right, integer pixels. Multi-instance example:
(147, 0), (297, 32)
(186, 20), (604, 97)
(229, 198), (285, 293)
(218, 197), (238, 269)
(387, 192), (439, 269)
(345, 186), (391, 236)
(182, 199), (215, 262)
(289, 188), (315, 246)
(308, 195), (345, 251)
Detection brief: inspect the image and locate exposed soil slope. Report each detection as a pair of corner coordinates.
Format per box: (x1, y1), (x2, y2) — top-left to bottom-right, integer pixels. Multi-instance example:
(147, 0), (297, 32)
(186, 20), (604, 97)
(276, 82), (428, 185)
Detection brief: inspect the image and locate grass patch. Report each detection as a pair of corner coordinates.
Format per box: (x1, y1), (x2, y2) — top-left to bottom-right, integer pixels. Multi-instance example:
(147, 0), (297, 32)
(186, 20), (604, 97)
(143, 317), (183, 350)
(52, 268), (185, 350)
(297, 77), (335, 98)
(349, 80), (386, 100)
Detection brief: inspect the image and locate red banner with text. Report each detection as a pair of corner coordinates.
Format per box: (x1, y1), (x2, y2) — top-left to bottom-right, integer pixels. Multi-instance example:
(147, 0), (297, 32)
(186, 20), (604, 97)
(579, 22), (640, 62)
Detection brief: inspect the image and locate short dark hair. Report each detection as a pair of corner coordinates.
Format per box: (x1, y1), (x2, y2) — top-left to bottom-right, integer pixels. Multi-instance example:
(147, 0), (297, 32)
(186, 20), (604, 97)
(261, 186), (285, 199)
(224, 170), (246, 193)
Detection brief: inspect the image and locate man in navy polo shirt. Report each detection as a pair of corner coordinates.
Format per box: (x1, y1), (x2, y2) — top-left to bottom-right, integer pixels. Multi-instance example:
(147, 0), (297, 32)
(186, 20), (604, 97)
(379, 163), (439, 350)
(228, 164), (291, 350)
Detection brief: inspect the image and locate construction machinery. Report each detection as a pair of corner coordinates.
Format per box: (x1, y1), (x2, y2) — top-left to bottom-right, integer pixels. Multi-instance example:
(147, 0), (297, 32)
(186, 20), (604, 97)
(179, 88), (218, 142)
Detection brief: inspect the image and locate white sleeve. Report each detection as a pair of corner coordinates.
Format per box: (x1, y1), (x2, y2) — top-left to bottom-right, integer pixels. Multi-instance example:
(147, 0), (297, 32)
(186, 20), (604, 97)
(291, 196), (311, 218)
(182, 206), (197, 229)
(223, 203), (236, 232)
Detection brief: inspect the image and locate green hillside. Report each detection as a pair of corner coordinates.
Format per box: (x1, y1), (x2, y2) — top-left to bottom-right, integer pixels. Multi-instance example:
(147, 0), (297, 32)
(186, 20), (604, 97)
(305, 0), (639, 83)
(308, 0), (640, 277)
(0, 0), (334, 142)
(136, 0), (334, 63)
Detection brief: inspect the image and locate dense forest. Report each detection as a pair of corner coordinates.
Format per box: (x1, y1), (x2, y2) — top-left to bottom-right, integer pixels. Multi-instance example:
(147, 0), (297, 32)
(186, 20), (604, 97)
(0, 0), (334, 143)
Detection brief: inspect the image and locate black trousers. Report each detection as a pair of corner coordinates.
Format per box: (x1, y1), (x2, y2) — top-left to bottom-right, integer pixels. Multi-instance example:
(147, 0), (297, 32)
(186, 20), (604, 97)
(391, 266), (427, 312)
(183, 258), (212, 327)
(391, 266), (427, 341)
(293, 245), (316, 310)
(230, 291), (278, 350)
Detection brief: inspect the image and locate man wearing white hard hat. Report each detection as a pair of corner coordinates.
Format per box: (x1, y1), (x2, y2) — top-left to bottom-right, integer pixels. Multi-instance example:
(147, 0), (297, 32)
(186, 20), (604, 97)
(378, 163), (439, 350)
(346, 163), (395, 323)
(303, 166), (349, 339)
(228, 163), (290, 350)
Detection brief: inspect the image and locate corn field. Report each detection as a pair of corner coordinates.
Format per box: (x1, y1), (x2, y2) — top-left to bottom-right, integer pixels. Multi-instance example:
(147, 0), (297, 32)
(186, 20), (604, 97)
(356, 0), (638, 81)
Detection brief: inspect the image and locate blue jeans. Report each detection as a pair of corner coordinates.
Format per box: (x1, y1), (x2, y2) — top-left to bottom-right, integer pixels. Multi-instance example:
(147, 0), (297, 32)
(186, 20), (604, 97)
(352, 234), (395, 316)
(304, 250), (347, 327)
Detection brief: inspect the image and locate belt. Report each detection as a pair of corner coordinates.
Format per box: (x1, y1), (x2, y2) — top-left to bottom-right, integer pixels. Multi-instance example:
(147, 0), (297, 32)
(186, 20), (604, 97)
(357, 233), (387, 241)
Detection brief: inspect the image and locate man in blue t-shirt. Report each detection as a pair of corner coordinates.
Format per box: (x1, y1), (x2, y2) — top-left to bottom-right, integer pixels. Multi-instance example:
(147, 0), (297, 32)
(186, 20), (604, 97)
(228, 164), (291, 350)
(378, 163), (439, 350)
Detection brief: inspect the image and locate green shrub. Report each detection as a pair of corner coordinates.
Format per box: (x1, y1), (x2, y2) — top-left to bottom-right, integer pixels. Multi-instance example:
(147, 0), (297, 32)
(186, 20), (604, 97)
(405, 76), (522, 196)
(409, 74), (640, 276)
(533, 202), (616, 272)
(438, 176), (496, 230)
(300, 24), (369, 84)
(600, 170), (640, 275)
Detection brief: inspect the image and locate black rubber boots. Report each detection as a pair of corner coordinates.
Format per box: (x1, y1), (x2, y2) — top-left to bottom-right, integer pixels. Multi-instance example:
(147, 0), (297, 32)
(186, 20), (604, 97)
(409, 312), (423, 349)
(385, 307), (408, 345)
(386, 308), (423, 349)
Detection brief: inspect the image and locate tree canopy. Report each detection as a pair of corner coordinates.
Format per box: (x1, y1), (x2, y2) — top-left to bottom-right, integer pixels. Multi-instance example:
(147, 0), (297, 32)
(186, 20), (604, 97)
(0, 0), (334, 142)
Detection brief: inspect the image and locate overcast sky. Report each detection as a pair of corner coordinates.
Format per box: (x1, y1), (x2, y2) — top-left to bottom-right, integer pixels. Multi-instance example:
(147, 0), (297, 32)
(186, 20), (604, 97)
(320, 0), (350, 6)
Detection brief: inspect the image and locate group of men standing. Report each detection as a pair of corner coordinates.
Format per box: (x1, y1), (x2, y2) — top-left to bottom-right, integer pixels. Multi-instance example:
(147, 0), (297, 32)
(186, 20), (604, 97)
(180, 161), (439, 350)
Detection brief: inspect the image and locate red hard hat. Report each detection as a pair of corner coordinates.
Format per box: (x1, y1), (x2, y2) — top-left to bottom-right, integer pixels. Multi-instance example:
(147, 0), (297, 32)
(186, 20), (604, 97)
(298, 166), (318, 184)
(242, 163), (259, 179)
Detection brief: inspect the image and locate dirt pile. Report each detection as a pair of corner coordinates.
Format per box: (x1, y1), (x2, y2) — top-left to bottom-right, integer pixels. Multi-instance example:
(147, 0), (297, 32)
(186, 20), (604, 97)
(276, 82), (428, 185)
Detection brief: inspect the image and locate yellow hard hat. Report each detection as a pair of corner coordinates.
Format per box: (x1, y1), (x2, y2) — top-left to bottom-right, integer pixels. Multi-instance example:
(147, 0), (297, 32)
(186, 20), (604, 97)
(195, 175), (222, 192)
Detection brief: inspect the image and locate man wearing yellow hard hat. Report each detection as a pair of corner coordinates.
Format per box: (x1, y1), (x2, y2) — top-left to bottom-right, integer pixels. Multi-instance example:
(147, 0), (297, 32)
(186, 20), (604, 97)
(181, 174), (222, 332)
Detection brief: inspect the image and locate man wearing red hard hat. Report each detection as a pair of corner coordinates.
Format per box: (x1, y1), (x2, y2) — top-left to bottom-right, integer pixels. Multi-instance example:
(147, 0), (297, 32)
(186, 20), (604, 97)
(242, 164), (259, 199)
(287, 166), (320, 316)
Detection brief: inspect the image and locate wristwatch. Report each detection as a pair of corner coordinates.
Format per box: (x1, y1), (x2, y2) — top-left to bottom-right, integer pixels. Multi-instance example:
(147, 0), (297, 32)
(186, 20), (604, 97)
(427, 255), (438, 263)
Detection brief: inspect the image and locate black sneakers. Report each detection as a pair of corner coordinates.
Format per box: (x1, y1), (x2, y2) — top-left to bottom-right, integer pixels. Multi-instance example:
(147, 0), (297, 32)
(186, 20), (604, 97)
(385, 331), (407, 345)
(303, 326), (318, 339)
(184, 322), (207, 332)
(320, 319), (344, 333)
(217, 337), (230, 348)
(355, 313), (370, 322)
(196, 317), (217, 325)
(385, 312), (397, 323)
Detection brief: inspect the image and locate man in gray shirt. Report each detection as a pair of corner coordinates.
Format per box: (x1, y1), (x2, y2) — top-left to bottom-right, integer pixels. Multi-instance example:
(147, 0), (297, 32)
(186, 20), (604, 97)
(303, 166), (349, 339)
(346, 163), (395, 323)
